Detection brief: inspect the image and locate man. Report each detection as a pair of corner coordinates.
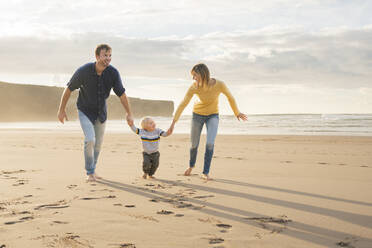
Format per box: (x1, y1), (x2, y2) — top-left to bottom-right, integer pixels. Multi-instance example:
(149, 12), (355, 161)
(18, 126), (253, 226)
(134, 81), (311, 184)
(57, 44), (133, 182)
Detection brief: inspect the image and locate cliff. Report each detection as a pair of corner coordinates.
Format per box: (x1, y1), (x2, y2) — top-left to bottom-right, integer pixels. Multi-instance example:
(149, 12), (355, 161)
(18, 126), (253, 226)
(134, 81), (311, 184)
(0, 81), (174, 122)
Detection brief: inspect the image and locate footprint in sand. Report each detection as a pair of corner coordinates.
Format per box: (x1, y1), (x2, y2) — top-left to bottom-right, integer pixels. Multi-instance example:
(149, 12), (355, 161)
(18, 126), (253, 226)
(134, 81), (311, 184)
(19, 216), (34, 221)
(125, 205), (136, 208)
(209, 238), (224, 244)
(175, 202), (193, 209)
(80, 195), (116, 200)
(115, 243), (136, 248)
(281, 161), (292, 164)
(34, 201), (70, 210)
(336, 237), (358, 248)
(157, 210), (174, 215)
(244, 216), (292, 224)
(4, 216), (34, 225)
(193, 195), (215, 199)
(52, 220), (69, 225)
(4, 220), (23, 225)
(318, 162), (329, 165)
(12, 179), (29, 186)
(67, 185), (77, 189)
(113, 203), (123, 206)
(2, 170), (26, 175)
(216, 224), (232, 229)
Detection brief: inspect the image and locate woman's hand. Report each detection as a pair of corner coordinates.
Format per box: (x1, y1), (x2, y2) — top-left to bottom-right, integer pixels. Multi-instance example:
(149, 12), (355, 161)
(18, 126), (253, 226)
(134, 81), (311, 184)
(167, 121), (176, 135)
(237, 113), (248, 121)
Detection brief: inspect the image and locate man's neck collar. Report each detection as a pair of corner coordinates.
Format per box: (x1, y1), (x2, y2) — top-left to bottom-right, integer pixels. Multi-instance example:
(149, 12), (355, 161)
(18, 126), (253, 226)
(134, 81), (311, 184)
(94, 62), (107, 75)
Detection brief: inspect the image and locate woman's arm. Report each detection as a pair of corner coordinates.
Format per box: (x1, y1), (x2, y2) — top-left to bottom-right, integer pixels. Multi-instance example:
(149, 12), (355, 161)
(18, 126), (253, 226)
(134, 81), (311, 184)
(221, 82), (248, 121)
(168, 85), (195, 134)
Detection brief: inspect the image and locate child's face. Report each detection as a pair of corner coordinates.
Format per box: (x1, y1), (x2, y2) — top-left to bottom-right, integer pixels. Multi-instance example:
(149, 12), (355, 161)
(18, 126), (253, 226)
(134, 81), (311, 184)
(145, 119), (156, 131)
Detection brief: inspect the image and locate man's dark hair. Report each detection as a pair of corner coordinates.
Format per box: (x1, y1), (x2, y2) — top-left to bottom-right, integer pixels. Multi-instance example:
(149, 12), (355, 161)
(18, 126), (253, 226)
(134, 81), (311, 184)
(95, 44), (112, 56)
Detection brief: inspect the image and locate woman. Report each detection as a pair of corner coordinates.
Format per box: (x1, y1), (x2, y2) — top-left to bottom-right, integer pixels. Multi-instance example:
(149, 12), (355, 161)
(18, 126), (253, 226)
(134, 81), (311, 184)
(168, 63), (247, 180)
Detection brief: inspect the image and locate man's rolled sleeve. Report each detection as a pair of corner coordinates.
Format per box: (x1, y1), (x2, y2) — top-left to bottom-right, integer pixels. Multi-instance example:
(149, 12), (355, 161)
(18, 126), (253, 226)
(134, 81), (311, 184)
(112, 69), (125, 97)
(67, 68), (83, 91)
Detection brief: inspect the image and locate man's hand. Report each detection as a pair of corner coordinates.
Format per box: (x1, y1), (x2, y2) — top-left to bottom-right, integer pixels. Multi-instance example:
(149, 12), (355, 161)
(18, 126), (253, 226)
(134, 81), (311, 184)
(126, 114), (134, 126)
(57, 110), (68, 124)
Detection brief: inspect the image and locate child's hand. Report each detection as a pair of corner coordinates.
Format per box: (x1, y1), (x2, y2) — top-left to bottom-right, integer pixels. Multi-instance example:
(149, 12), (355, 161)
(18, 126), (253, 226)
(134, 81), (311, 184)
(167, 122), (175, 135)
(126, 114), (134, 126)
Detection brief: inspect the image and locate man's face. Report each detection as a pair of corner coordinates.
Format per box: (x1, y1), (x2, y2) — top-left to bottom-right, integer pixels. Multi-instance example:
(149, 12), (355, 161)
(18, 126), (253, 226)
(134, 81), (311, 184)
(96, 49), (112, 67)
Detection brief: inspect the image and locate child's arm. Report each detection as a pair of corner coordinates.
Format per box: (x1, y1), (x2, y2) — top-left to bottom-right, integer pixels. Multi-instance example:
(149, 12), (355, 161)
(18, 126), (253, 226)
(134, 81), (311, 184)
(130, 124), (141, 135)
(159, 129), (170, 137)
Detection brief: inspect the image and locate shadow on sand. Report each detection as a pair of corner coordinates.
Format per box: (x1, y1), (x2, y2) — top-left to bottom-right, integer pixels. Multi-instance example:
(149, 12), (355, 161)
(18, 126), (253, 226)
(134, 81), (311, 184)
(98, 178), (372, 247)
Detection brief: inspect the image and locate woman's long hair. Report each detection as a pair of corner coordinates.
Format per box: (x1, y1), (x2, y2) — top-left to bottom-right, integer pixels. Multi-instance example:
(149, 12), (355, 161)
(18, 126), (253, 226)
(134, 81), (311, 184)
(191, 63), (211, 88)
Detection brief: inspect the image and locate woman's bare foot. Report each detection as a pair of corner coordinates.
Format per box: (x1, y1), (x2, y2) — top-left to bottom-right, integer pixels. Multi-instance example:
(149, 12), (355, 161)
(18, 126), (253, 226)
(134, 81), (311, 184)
(184, 167), (193, 176)
(143, 173), (148, 179)
(86, 174), (96, 182)
(93, 173), (102, 179)
(201, 174), (212, 181)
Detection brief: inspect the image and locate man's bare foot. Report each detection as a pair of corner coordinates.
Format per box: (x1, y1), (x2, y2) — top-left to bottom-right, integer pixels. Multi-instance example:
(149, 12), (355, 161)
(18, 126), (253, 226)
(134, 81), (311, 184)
(201, 174), (212, 181)
(148, 175), (156, 179)
(86, 174), (96, 182)
(184, 167), (193, 176)
(93, 173), (102, 179)
(143, 173), (148, 179)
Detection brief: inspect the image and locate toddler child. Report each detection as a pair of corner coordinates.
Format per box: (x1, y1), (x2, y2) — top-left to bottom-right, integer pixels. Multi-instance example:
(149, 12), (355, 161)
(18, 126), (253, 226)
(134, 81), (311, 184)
(130, 117), (170, 179)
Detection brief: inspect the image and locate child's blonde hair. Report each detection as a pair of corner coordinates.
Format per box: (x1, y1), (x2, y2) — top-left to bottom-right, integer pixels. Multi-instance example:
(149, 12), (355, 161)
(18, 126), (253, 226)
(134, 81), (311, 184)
(140, 116), (152, 129)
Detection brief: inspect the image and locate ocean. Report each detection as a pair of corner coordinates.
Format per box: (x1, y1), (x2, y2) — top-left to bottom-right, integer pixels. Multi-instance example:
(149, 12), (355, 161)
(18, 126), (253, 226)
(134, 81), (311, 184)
(0, 114), (371, 136)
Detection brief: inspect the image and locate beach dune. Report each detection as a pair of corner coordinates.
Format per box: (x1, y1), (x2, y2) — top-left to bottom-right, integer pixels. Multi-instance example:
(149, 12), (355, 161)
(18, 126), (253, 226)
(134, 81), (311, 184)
(0, 81), (174, 122)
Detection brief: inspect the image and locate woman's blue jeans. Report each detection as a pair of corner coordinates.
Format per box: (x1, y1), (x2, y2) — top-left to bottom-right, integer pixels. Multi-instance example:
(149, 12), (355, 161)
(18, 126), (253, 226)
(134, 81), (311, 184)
(189, 112), (219, 175)
(78, 110), (106, 175)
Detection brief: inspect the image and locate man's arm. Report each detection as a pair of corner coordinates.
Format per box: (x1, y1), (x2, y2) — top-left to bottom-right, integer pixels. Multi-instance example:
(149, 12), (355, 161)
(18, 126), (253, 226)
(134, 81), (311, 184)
(119, 93), (134, 126)
(57, 87), (72, 124)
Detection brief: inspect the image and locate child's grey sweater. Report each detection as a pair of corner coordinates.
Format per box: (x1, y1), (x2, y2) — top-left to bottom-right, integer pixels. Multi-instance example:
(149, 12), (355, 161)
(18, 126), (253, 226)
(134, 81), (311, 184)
(130, 125), (168, 154)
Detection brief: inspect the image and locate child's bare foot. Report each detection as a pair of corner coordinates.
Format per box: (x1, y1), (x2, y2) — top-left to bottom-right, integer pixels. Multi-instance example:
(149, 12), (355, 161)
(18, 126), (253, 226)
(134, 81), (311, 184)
(143, 173), (148, 179)
(184, 167), (193, 176)
(93, 173), (102, 179)
(148, 175), (156, 179)
(201, 174), (212, 181)
(86, 174), (96, 182)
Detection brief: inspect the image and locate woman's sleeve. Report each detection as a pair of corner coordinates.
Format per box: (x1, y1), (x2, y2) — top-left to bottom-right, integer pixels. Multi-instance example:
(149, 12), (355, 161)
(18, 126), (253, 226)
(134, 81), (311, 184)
(220, 82), (240, 116)
(173, 85), (195, 122)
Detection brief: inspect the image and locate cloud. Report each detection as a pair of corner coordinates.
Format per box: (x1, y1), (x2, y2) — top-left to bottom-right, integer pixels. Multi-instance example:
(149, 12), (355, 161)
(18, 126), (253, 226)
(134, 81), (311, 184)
(0, 26), (371, 89)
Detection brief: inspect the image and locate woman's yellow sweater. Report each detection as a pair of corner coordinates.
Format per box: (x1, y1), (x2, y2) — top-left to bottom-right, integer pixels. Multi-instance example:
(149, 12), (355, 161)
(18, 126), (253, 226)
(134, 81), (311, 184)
(173, 79), (240, 122)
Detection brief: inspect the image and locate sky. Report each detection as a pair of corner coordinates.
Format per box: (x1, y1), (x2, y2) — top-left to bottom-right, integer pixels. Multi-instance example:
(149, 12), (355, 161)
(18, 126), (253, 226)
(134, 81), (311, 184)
(0, 0), (371, 114)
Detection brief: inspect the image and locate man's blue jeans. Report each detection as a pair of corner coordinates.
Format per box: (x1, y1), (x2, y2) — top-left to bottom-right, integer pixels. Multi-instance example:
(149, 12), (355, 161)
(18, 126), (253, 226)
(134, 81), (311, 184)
(189, 112), (219, 175)
(78, 110), (106, 175)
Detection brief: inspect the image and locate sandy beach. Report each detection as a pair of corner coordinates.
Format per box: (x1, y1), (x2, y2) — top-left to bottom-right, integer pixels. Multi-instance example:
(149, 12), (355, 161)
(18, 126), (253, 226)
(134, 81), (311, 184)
(1, 130), (372, 248)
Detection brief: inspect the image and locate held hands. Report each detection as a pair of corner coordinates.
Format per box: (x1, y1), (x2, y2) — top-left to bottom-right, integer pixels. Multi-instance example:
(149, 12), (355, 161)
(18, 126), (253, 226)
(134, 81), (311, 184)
(126, 114), (134, 126)
(57, 110), (68, 124)
(167, 122), (175, 135)
(237, 113), (248, 121)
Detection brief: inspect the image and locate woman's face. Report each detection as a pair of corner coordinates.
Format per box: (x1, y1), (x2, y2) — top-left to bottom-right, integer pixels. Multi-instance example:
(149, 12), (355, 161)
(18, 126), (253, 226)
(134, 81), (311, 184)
(191, 71), (201, 84)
